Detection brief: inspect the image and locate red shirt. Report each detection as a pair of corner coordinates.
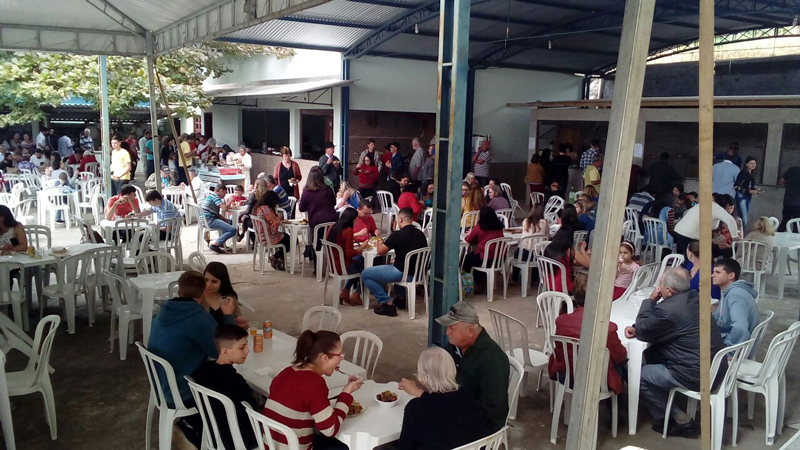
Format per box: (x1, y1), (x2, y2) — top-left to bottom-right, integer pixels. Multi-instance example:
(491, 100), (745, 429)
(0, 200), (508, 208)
(67, 154), (82, 165)
(354, 215), (377, 243)
(328, 227), (358, 274)
(548, 307), (627, 394)
(464, 224), (505, 260)
(107, 195), (140, 219)
(79, 155), (97, 172)
(397, 192), (423, 221)
(554, 253), (574, 293)
(354, 165), (379, 189)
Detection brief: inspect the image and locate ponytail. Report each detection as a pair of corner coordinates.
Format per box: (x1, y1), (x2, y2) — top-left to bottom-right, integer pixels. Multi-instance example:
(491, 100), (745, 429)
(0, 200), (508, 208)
(292, 330), (341, 366)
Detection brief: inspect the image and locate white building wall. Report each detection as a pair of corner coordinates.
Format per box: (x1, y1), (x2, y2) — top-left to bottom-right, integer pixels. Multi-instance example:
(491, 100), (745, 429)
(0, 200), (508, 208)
(207, 104), (242, 147)
(350, 58), (437, 113)
(204, 49), (341, 86)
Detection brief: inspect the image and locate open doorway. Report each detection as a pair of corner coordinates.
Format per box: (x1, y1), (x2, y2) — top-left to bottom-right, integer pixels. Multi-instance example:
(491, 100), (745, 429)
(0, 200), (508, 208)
(301, 110), (332, 160)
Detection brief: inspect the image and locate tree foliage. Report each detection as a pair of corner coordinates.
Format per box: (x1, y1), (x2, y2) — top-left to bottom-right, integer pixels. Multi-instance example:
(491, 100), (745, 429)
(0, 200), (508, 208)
(0, 42), (294, 126)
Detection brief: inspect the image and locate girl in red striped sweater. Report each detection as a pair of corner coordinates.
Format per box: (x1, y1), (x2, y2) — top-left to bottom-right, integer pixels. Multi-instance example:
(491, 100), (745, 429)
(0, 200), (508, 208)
(264, 330), (363, 450)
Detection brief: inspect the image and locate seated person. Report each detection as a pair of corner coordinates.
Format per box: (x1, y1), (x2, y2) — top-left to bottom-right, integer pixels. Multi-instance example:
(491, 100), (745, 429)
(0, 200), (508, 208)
(613, 241), (640, 299)
(202, 183), (237, 254)
(712, 258), (759, 346)
(0, 205), (28, 252)
(353, 200), (379, 243)
(78, 151), (97, 172)
(253, 191), (293, 270)
(684, 240), (721, 299)
(486, 184), (510, 211)
(574, 199), (595, 234)
(398, 347), (489, 450)
(145, 166), (171, 190)
(543, 227), (575, 293)
(264, 330), (363, 450)
(463, 206), (505, 294)
(361, 208), (428, 317)
(744, 216), (775, 270)
(335, 181), (360, 212)
(397, 183), (424, 222)
(134, 190), (182, 239)
(543, 180), (561, 205)
(104, 184), (141, 220)
(327, 208), (370, 306)
(225, 184), (247, 208)
(148, 271), (236, 445)
(548, 274), (627, 395)
(264, 175), (292, 213)
(624, 268), (726, 437)
(191, 325), (258, 449)
(202, 262), (247, 327)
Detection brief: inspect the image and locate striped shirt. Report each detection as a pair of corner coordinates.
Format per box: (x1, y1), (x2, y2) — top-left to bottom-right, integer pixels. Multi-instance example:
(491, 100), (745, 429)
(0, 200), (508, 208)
(627, 192), (654, 213)
(201, 193), (224, 222)
(473, 150), (491, 177)
(263, 367), (353, 450)
(151, 199), (182, 221)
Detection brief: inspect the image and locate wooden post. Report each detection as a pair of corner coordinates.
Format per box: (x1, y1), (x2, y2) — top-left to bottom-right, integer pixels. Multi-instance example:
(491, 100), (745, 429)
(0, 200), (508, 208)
(565, 0), (655, 448)
(98, 55), (112, 199)
(698, 0), (714, 448)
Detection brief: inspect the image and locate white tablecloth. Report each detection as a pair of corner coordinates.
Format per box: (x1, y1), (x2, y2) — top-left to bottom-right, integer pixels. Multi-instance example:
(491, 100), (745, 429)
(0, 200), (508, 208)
(772, 232), (800, 297)
(336, 380), (414, 450)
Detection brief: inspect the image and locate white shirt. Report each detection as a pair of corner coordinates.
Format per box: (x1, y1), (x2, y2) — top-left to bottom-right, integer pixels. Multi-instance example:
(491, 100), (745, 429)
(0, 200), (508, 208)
(36, 132), (46, 149)
(674, 203), (739, 240)
(186, 176), (204, 201)
(240, 153), (252, 169)
(30, 154), (47, 168)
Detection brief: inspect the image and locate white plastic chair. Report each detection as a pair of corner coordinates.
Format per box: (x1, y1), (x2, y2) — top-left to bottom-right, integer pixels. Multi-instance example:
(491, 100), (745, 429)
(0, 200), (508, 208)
(460, 211), (479, 236)
(340, 330), (383, 380)
(186, 377), (250, 450)
(488, 309), (548, 400)
(733, 240), (768, 297)
(24, 225), (51, 248)
(387, 247), (432, 319)
(136, 341), (199, 450)
(507, 355), (525, 422)
(537, 291), (574, 412)
(544, 195), (564, 218)
(0, 352), (14, 450)
(530, 191), (544, 206)
(105, 270), (159, 360)
(642, 217), (671, 265)
(471, 237), (513, 302)
(6, 315), (60, 441)
(451, 426), (507, 450)
(187, 251), (207, 272)
(244, 404), (301, 450)
(114, 225), (152, 276)
(250, 215), (288, 275)
(550, 335), (617, 444)
(656, 253), (685, 284)
(156, 217), (183, 267)
(663, 339), (751, 450)
(40, 188), (73, 229)
(195, 208), (230, 253)
(320, 240), (362, 309)
(84, 162), (99, 177)
(301, 306), (342, 332)
(737, 321), (800, 445)
(495, 208), (514, 227)
(0, 262), (29, 332)
(511, 235), (549, 298)
(302, 222), (334, 282)
(40, 252), (91, 334)
(622, 220), (643, 253)
(162, 187), (188, 225)
(572, 230), (588, 248)
(132, 184), (145, 205)
(134, 251), (178, 275)
(537, 256), (568, 294)
(85, 246), (122, 323)
(225, 185), (237, 195)
(76, 179), (101, 219)
(421, 208), (433, 230)
(375, 190), (396, 233)
(746, 309), (774, 360)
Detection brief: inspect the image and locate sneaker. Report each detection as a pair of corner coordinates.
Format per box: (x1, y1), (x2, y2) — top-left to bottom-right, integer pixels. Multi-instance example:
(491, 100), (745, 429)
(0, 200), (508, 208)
(667, 419), (698, 438)
(374, 303), (398, 317)
(208, 244), (224, 254)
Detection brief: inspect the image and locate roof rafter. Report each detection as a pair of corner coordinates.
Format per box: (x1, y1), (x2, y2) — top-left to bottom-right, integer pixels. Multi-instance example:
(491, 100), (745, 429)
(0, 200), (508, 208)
(343, 0), (441, 59)
(84, 0), (147, 35)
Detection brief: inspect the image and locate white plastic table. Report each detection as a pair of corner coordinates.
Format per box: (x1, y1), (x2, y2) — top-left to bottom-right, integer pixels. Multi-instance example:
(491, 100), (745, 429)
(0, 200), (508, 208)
(280, 220), (308, 274)
(609, 286), (653, 435)
(99, 218), (158, 244)
(772, 232), (800, 298)
(237, 330), (366, 397)
(128, 270), (184, 346)
(362, 247), (394, 270)
(336, 380), (414, 450)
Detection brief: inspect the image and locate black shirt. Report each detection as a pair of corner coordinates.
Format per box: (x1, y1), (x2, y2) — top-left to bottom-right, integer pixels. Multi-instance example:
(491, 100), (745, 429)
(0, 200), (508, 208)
(398, 390), (489, 450)
(550, 154), (572, 182)
(734, 170), (756, 200)
(783, 167), (800, 207)
(190, 361), (258, 449)
(384, 225), (427, 272)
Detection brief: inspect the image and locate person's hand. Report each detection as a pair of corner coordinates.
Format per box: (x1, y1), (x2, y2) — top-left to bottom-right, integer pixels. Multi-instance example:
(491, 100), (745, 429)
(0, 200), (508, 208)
(354, 228), (368, 237)
(342, 376), (364, 394)
(578, 241), (587, 252)
(220, 296), (237, 315)
(358, 242), (370, 252)
(234, 316), (249, 328)
(0, 244), (12, 251)
(373, 230), (381, 237)
(650, 285), (662, 301)
(399, 378), (424, 398)
(624, 326), (636, 339)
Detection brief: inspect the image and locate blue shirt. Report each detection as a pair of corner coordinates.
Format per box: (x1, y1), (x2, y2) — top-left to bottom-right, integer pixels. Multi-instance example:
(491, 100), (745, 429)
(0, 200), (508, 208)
(712, 160), (740, 198)
(201, 193), (223, 221)
(151, 199), (182, 221)
(273, 186), (291, 210)
(145, 139), (154, 161)
(685, 261), (722, 299)
(390, 152), (405, 178)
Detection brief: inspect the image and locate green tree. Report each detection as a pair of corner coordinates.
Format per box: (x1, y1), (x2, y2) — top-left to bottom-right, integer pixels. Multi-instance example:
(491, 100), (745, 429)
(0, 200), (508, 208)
(0, 42), (293, 126)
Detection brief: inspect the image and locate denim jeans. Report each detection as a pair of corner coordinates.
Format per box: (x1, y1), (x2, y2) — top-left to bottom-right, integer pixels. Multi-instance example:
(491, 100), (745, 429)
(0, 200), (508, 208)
(146, 159), (155, 178)
(344, 256), (364, 293)
(361, 264), (403, 304)
(640, 364), (688, 421)
(208, 218), (237, 246)
(736, 194), (751, 229)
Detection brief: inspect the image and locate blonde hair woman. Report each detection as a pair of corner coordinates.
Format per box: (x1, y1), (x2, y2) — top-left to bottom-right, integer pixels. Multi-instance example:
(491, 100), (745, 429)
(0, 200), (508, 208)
(335, 180), (358, 212)
(397, 347), (490, 450)
(744, 216), (775, 269)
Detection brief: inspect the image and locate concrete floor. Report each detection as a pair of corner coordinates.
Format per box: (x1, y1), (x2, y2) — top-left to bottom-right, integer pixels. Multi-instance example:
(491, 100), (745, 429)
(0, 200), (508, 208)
(4, 217), (800, 450)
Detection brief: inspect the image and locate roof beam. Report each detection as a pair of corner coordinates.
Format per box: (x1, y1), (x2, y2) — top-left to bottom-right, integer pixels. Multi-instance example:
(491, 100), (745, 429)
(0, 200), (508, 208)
(279, 16), (377, 29)
(0, 22), (145, 56)
(84, 0), (147, 35)
(154, 0), (329, 55)
(344, 0), (441, 59)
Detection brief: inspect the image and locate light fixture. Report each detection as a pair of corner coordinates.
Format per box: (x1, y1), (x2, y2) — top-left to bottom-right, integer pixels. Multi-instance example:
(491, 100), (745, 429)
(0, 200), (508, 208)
(548, 40), (552, 49)
(414, 23), (419, 34)
(793, 15), (798, 26)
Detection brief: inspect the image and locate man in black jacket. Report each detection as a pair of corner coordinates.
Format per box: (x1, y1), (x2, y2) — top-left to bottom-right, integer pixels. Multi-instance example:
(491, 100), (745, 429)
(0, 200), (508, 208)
(625, 268), (726, 437)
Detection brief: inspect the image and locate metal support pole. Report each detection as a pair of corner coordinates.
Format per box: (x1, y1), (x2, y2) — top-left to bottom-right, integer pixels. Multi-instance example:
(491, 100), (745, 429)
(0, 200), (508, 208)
(429, 0), (470, 347)
(462, 68), (475, 179)
(341, 59), (351, 180)
(565, 0), (655, 448)
(698, 0), (715, 448)
(146, 33), (162, 194)
(98, 55), (112, 199)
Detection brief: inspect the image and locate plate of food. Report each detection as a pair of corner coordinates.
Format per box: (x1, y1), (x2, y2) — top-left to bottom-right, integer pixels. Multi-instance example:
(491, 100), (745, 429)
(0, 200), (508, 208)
(374, 390), (399, 409)
(347, 401), (366, 417)
(50, 246), (68, 254)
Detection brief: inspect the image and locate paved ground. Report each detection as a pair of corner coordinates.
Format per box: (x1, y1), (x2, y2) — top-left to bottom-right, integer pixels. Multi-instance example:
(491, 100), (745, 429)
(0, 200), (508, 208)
(5, 213), (800, 450)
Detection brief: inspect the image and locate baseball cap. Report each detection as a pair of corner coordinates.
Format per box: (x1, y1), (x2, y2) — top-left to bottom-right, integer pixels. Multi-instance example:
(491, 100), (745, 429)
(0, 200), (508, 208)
(435, 301), (479, 327)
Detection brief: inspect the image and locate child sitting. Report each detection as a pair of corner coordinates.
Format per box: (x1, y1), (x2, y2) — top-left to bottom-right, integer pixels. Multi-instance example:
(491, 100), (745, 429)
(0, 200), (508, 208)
(191, 324), (258, 449)
(225, 184), (247, 208)
(613, 241), (640, 299)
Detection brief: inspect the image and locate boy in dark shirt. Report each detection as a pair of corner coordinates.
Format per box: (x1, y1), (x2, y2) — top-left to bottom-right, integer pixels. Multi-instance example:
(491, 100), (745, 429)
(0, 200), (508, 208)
(191, 325), (258, 449)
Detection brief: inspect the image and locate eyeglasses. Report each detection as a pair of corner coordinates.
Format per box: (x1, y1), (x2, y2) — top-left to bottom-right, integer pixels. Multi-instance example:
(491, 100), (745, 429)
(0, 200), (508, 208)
(327, 352), (345, 358)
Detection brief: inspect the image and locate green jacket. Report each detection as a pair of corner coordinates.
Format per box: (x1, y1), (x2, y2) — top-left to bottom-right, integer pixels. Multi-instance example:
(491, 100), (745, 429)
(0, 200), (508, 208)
(446, 328), (510, 432)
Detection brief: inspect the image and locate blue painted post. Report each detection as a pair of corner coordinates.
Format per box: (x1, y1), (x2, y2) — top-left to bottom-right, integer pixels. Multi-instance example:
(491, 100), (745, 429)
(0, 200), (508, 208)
(429, 0), (470, 347)
(341, 59), (351, 180)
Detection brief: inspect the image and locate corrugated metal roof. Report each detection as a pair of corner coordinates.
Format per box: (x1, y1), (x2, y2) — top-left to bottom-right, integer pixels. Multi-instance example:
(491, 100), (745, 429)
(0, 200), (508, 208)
(225, 20), (372, 51)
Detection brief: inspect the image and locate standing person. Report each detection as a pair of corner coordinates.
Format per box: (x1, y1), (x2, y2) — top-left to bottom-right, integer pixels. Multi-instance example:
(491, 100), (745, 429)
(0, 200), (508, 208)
(319, 141), (342, 187)
(176, 133), (193, 186)
(122, 140), (138, 181)
(624, 268), (725, 437)
(779, 165), (800, 231)
(386, 141), (405, 180)
(357, 138), (383, 174)
(647, 152), (681, 197)
(712, 154), (740, 198)
(734, 156), (761, 228)
(202, 183), (237, 254)
(45, 128), (58, 153)
(419, 142), (436, 183)
(144, 132), (156, 178)
(273, 146), (302, 200)
(408, 137), (426, 184)
(472, 140), (491, 186)
(264, 331), (363, 450)
(583, 156), (603, 193)
(57, 131), (74, 160)
(138, 130), (151, 160)
(360, 208), (428, 317)
(36, 127), (47, 150)
(526, 154), (546, 199)
(551, 144), (572, 194)
(580, 139), (601, 173)
(109, 136), (131, 195)
(298, 167), (338, 266)
(715, 142), (742, 168)
(254, 191), (293, 271)
(354, 152), (379, 199)
(79, 128), (94, 153)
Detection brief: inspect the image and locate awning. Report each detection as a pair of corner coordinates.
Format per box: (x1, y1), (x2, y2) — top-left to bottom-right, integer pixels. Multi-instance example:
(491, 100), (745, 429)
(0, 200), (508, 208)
(206, 77), (355, 98)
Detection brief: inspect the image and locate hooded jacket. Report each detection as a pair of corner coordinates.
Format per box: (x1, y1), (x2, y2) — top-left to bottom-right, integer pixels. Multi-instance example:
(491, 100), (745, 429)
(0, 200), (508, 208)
(635, 290), (726, 391)
(715, 280), (760, 346)
(147, 297), (233, 404)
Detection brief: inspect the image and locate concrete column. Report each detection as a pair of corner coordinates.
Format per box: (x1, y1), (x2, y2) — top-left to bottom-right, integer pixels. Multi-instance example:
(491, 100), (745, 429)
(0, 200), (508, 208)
(289, 108), (302, 157)
(528, 115), (539, 162)
(634, 116), (646, 166)
(181, 116), (195, 135)
(764, 122), (783, 185)
(332, 89), (342, 160)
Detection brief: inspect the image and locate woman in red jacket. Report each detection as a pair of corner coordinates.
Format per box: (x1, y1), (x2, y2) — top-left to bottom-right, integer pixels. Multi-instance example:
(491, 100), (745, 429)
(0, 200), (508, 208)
(463, 206), (505, 293)
(327, 208), (370, 305)
(354, 153), (379, 199)
(273, 146), (302, 199)
(397, 184), (424, 222)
